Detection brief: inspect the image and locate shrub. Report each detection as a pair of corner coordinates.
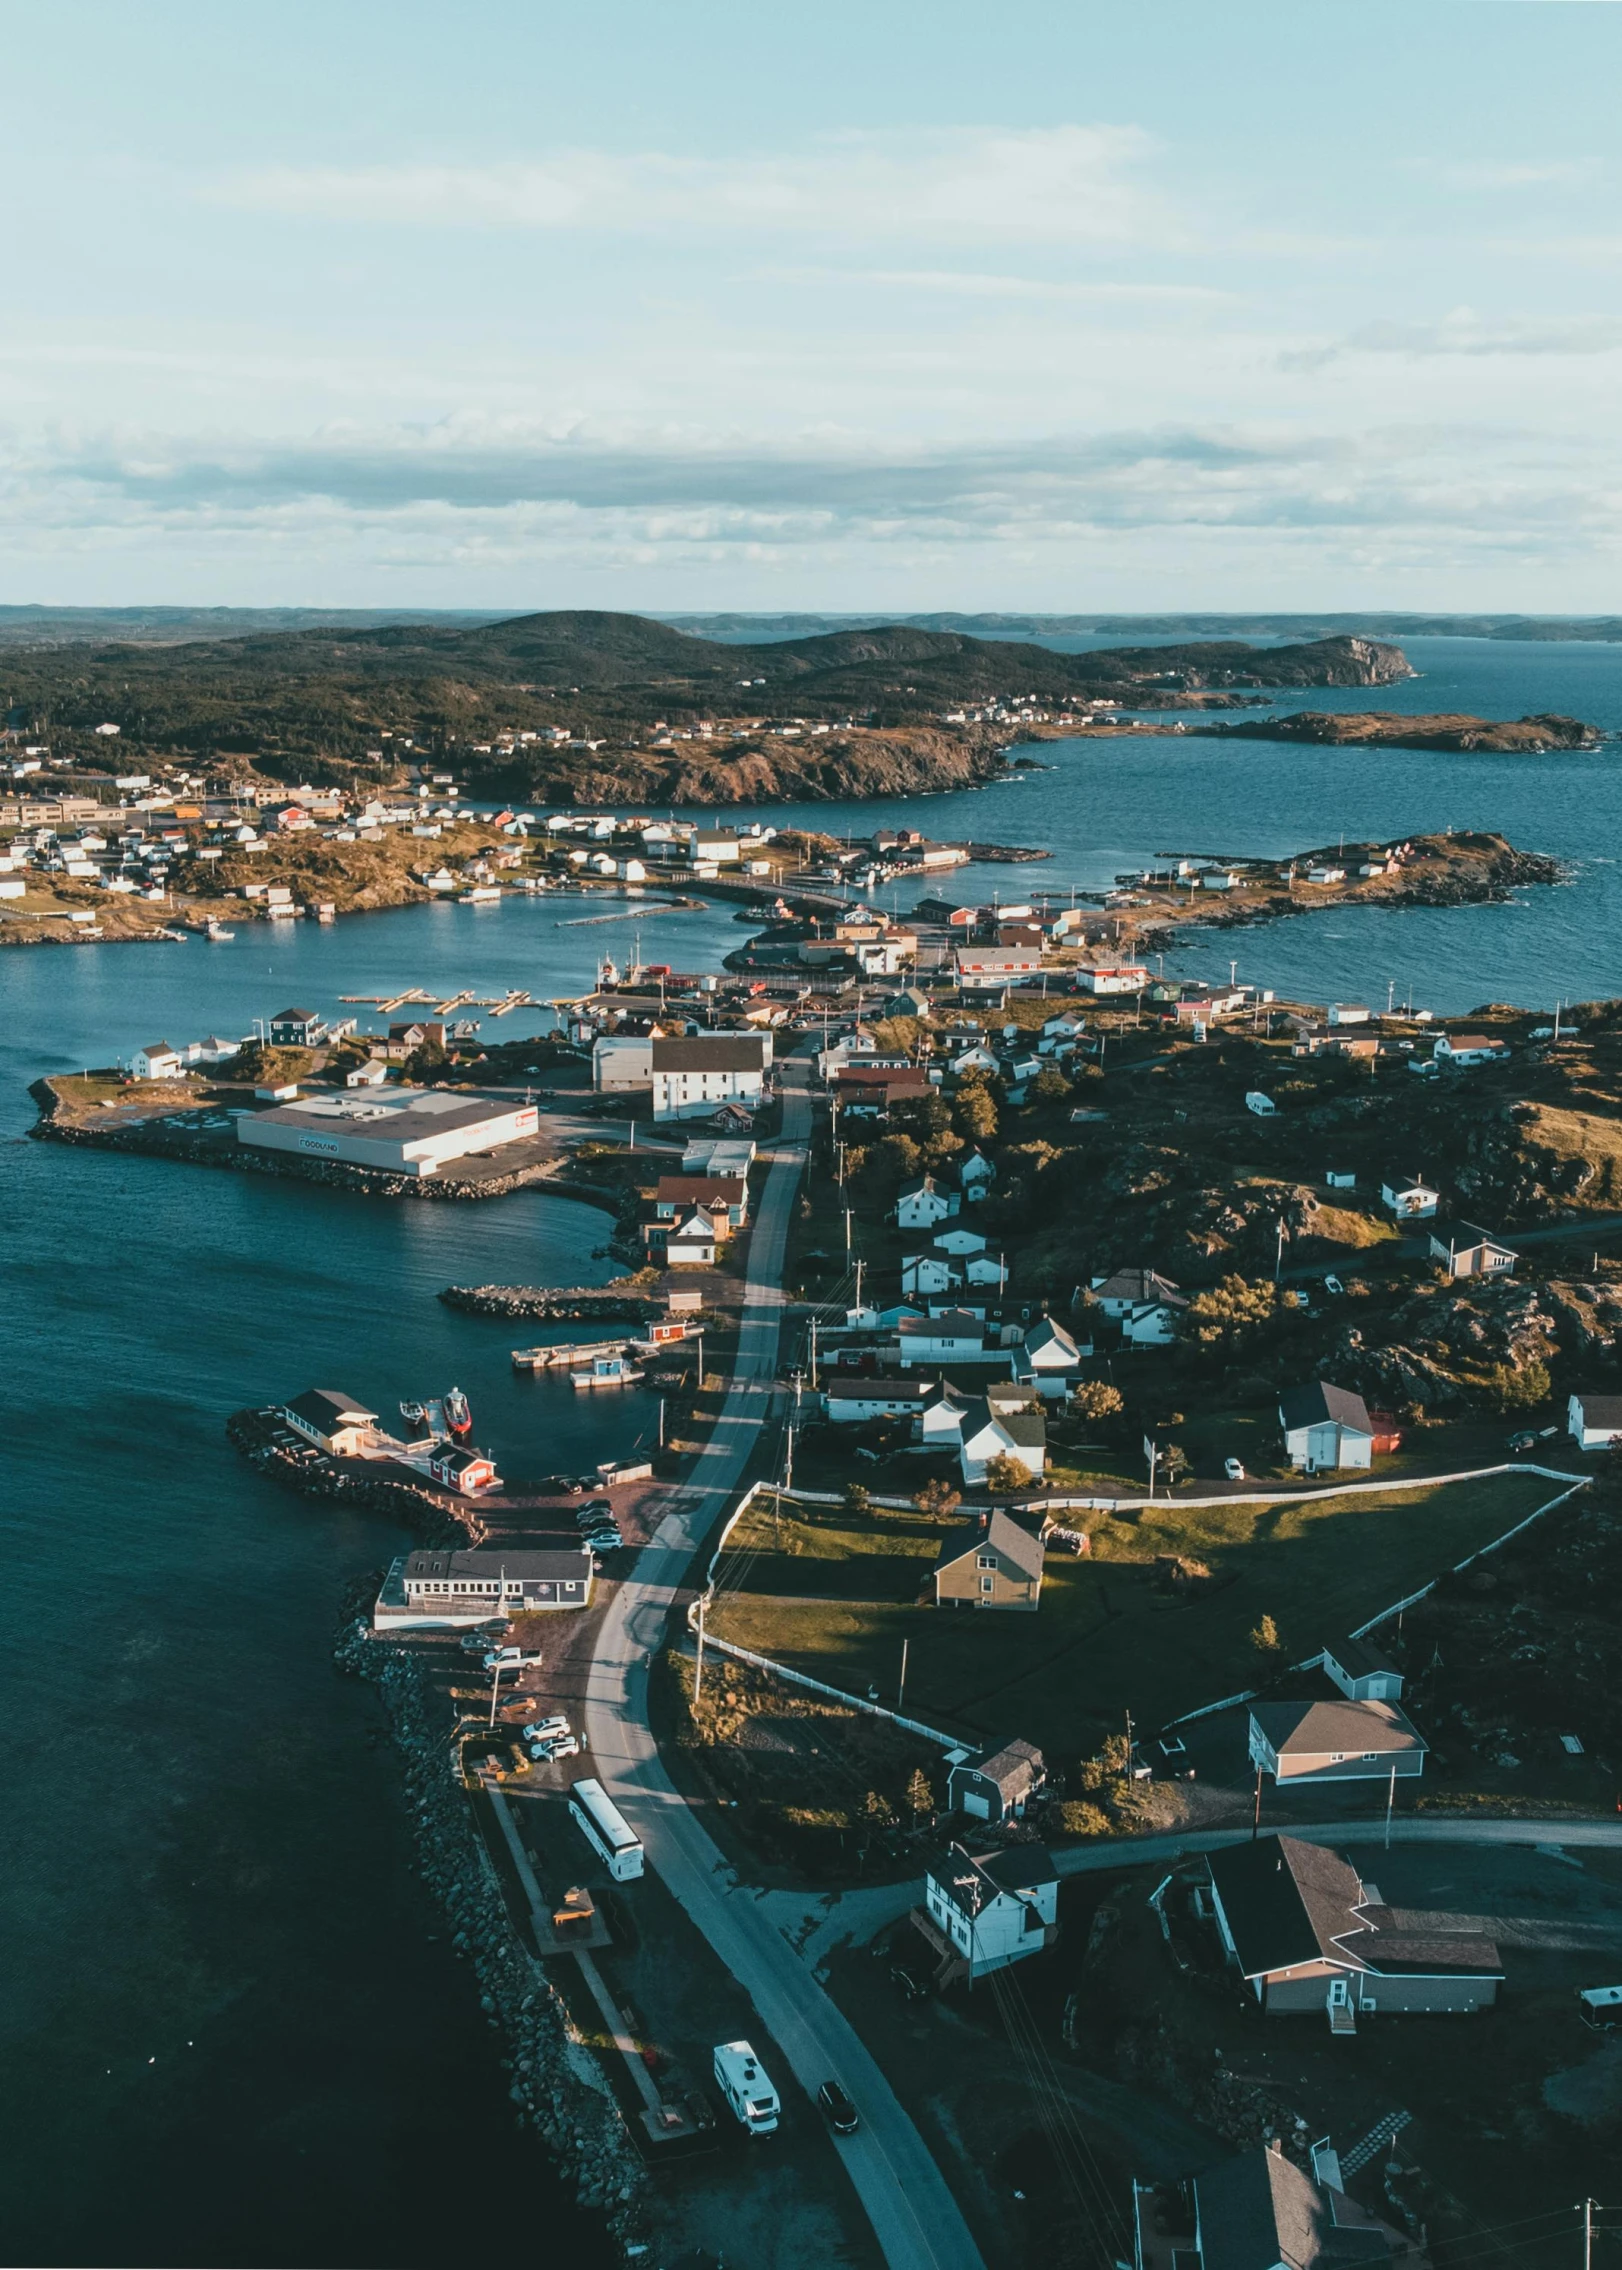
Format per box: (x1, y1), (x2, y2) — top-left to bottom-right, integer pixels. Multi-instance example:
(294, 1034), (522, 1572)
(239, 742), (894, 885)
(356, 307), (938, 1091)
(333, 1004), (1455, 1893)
(1072, 1380), (1124, 1423)
(984, 1453), (1029, 1493)
(1052, 1800), (1113, 1838)
(914, 1478), (962, 1523)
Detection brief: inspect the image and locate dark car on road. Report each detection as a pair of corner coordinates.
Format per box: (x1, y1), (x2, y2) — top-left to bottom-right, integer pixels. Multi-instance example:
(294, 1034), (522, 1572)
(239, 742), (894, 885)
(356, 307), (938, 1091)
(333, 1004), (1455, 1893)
(817, 2081), (859, 2134)
(889, 1961), (930, 2002)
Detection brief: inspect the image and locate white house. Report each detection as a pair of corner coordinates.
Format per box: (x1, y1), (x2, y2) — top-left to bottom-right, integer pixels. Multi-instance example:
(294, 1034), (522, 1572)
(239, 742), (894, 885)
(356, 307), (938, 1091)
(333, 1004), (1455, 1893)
(932, 1225), (988, 1258)
(962, 1251), (1008, 1289)
(1018, 1315), (1085, 1394)
(954, 945), (1043, 980)
(948, 1044), (998, 1075)
(1041, 1013), (1085, 1042)
(953, 1152), (995, 1205)
(132, 1042), (185, 1080)
(1381, 1172), (1440, 1220)
(1321, 1632), (1405, 1704)
(823, 1374), (935, 1425)
(650, 1035), (768, 1123)
(1091, 1267), (1187, 1345)
(959, 1398), (1046, 1485)
(918, 1380), (975, 1448)
(1568, 1391), (1622, 1451)
(901, 1250), (961, 1297)
(1434, 1032), (1511, 1068)
(895, 1312), (988, 1366)
(920, 1843), (1059, 1981)
(1278, 1380), (1375, 1472)
(1073, 965), (1147, 995)
(664, 1206), (721, 1266)
(894, 1175), (958, 1230)
(1245, 1091), (1277, 1117)
(592, 1032), (655, 1090)
(1328, 1003), (1371, 1027)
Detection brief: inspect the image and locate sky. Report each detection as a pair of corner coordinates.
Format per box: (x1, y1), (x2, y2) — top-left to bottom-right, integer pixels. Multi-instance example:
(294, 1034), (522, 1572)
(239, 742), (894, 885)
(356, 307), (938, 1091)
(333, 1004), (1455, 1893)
(5, 0), (1622, 611)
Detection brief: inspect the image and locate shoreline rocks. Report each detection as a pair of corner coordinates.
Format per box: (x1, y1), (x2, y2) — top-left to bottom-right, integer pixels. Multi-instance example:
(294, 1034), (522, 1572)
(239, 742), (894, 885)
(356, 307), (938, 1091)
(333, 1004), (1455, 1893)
(439, 1283), (662, 1322)
(333, 1626), (648, 2241)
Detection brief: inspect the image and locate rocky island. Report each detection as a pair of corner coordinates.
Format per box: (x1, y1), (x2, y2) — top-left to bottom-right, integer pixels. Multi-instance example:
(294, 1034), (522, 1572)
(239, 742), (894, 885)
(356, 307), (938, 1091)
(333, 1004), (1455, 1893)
(1196, 709), (1602, 754)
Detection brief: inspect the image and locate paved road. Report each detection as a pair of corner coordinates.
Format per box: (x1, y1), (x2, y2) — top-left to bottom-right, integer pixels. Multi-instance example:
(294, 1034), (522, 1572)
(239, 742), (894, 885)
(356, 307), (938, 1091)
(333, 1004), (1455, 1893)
(762, 1815), (1622, 1970)
(585, 1058), (986, 2270)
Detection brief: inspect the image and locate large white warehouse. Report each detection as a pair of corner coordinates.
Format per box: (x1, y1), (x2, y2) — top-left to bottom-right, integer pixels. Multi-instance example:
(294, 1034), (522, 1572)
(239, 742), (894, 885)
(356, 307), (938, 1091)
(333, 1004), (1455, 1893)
(239, 1088), (540, 1176)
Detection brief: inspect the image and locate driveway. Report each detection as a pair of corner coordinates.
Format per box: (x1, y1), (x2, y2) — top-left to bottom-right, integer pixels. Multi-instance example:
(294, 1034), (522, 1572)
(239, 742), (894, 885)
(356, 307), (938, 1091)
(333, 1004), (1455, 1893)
(585, 1056), (985, 2270)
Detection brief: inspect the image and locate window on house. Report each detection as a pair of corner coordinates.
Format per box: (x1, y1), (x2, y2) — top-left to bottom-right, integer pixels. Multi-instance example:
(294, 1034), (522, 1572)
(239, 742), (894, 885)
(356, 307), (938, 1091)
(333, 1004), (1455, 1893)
(1361, 1751), (1379, 1760)
(1330, 1752), (1345, 1762)
(976, 1553), (996, 1570)
(981, 1575), (994, 1594)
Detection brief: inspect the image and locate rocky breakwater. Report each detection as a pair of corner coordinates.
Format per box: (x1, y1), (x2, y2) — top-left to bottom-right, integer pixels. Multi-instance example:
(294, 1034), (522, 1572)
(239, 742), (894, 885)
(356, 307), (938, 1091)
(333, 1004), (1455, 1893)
(1196, 709), (1601, 753)
(334, 1624), (646, 2240)
(441, 1283), (662, 1322)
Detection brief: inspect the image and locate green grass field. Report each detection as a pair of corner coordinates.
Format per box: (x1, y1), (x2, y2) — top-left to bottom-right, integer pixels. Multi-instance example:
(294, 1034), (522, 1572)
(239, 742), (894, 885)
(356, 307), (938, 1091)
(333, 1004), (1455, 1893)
(706, 1470), (1565, 1756)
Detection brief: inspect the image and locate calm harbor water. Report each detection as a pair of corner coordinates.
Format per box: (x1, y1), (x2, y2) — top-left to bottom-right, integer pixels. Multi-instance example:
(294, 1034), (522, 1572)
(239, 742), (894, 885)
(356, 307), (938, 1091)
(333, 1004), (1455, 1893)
(0, 900), (739, 2267)
(3, 634), (1620, 2262)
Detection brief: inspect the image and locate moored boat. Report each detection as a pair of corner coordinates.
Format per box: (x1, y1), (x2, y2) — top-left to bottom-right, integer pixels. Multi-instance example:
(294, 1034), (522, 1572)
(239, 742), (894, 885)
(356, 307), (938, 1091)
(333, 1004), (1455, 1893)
(444, 1385), (472, 1437)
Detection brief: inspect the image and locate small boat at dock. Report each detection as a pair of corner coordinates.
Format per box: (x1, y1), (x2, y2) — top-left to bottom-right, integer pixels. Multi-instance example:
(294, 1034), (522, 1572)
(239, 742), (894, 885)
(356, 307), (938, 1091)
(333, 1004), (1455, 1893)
(571, 1354), (645, 1390)
(444, 1385), (472, 1437)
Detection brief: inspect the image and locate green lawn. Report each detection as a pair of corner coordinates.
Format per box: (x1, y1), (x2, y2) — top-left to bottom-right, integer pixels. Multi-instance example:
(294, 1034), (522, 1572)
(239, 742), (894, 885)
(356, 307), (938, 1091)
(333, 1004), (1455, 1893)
(706, 1470), (1565, 1756)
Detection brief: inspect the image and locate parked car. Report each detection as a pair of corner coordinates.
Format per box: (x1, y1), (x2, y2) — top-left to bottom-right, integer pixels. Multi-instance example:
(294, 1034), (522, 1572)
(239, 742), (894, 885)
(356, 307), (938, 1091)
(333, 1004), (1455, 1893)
(524, 1715), (572, 1746)
(1223, 1457), (1246, 1481)
(1508, 1430), (1538, 1453)
(483, 1647), (544, 1672)
(889, 1962), (930, 2002)
(582, 1497), (614, 1518)
(531, 1734), (581, 1762)
(541, 1473), (583, 1494)
(817, 2081), (859, 2135)
(584, 1533), (622, 1553)
(1323, 1274), (1344, 1297)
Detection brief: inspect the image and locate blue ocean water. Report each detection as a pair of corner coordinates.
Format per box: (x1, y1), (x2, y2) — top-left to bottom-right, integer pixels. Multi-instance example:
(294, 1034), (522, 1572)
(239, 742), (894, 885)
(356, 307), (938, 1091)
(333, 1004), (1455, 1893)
(746, 637), (1622, 1013)
(0, 901), (740, 2266)
(3, 635), (1619, 2262)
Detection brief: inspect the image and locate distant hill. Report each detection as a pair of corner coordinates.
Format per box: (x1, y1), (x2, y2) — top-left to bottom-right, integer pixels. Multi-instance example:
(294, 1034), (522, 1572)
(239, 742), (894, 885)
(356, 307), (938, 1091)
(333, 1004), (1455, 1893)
(0, 607), (1413, 792)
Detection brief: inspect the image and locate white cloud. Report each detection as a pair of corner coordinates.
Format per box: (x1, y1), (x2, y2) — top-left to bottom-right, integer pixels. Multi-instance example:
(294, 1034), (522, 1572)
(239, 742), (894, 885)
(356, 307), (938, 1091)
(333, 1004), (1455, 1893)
(1282, 307), (1622, 370)
(218, 125), (1170, 244)
(761, 266), (1233, 304)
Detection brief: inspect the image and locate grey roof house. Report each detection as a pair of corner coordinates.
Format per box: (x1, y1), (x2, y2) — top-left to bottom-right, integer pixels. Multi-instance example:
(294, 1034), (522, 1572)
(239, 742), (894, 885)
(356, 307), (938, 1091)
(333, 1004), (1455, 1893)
(948, 1738), (1046, 1825)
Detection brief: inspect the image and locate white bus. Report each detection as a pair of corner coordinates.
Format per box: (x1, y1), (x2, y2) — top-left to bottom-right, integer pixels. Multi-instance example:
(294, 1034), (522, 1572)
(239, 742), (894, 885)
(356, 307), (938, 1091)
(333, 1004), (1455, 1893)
(567, 1777), (644, 1881)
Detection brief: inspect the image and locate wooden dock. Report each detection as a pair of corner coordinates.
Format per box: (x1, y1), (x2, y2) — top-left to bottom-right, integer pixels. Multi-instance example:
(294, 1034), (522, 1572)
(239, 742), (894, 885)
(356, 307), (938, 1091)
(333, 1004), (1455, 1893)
(512, 1337), (633, 1371)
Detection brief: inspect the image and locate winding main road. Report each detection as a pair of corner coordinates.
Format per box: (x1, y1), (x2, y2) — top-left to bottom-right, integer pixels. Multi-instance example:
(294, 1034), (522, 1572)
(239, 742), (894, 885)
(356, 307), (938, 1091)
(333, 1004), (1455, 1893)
(585, 1058), (986, 2270)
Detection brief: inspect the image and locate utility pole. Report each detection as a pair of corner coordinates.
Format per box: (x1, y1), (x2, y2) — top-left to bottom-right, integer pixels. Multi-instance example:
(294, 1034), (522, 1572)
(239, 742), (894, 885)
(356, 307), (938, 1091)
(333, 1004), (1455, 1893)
(854, 1257), (864, 1310)
(693, 1598), (706, 1701)
(1384, 1762), (1397, 1848)
(488, 1660), (505, 1729)
(845, 1204), (853, 1258)
(809, 1317), (819, 1389)
(1251, 1762), (1264, 1841)
(898, 1637), (909, 1711)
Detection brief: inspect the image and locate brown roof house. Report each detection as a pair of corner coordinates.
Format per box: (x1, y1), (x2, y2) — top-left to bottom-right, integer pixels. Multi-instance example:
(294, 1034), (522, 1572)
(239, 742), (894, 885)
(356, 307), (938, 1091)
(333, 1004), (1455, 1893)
(1206, 1833), (1501, 2021)
(1132, 2140), (1428, 2270)
(1248, 1698), (1426, 1788)
(934, 1508), (1044, 1611)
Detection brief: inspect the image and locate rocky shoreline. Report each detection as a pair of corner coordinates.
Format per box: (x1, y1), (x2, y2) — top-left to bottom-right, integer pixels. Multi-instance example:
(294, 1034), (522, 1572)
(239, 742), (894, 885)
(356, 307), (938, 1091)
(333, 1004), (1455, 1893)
(334, 1622), (648, 2242)
(439, 1283), (663, 1322)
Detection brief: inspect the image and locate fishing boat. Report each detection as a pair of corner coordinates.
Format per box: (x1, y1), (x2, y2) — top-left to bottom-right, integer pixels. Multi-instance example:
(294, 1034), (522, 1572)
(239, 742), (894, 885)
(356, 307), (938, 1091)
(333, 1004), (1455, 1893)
(444, 1386), (473, 1438)
(205, 920), (235, 940)
(399, 1400), (429, 1435)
